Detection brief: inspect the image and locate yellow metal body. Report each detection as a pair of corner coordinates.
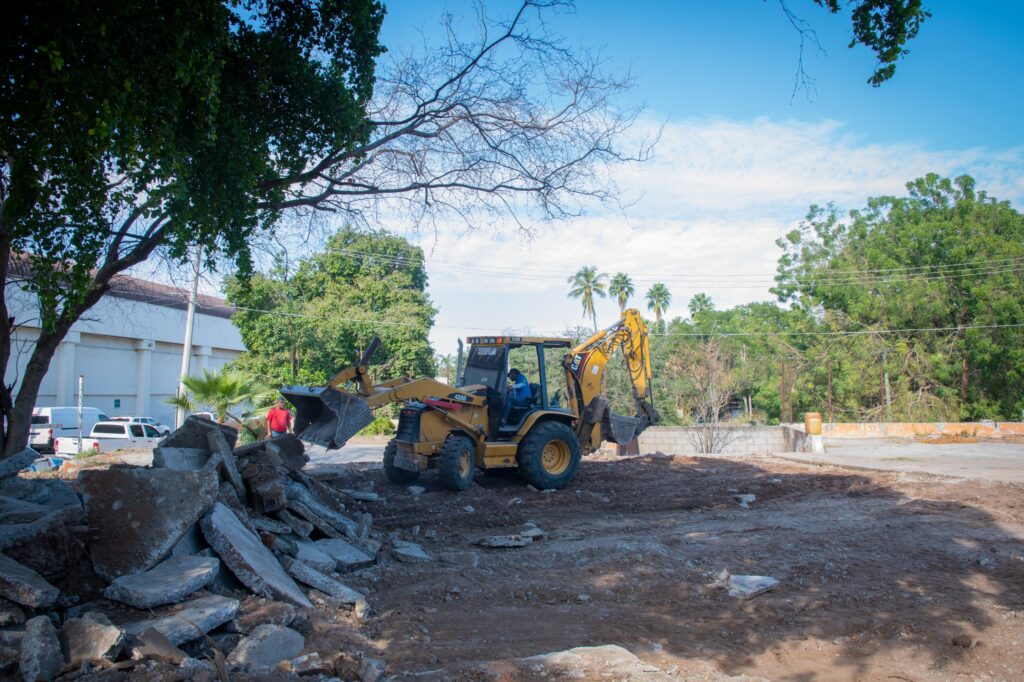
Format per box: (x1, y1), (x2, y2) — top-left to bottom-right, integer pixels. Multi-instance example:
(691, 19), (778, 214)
(314, 309), (654, 473)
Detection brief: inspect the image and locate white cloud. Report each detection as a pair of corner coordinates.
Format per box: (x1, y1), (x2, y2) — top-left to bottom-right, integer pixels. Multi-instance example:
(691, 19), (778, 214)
(413, 117), (1024, 353)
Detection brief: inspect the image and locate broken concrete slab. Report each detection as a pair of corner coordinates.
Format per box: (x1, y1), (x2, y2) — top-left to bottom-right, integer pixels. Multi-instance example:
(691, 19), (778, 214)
(200, 502), (312, 608)
(340, 489), (381, 503)
(313, 539), (373, 571)
(130, 627), (188, 665)
(61, 611), (124, 666)
(0, 598), (24, 627)
(0, 552), (59, 608)
(280, 557), (366, 607)
(734, 494), (756, 509)
(276, 509), (314, 538)
(0, 448), (38, 479)
(20, 615), (63, 682)
(485, 644), (676, 681)
(248, 468), (288, 514)
(287, 500), (345, 539)
(265, 436), (308, 471)
(286, 481), (358, 536)
(161, 415), (237, 450)
(287, 651), (328, 675)
(104, 555), (220, 609)
(151, 447), (210, 471)
(111, 594), (240, 646)
(477, 534), (532, 548)
(407, 485), (426, 496)
(169, 525), (204, 559)
(294, 540), (336, 574)
(728, 574), (779, 599)
(250, 516), (293, 535)
(0, 505), (84, 581)
(79, 468), (219, 581)
(227, 624), (304, 670)
(391, 540), (431, 564)
(206, 429), (245, 495)
(229, 597), (297, 635)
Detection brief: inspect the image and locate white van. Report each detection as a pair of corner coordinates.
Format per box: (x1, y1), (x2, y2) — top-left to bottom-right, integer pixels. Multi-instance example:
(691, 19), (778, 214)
(30, 407), (110, 453)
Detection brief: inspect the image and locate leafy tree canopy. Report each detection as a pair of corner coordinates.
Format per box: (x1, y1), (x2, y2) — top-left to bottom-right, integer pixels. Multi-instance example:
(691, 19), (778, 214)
(226, 227), (436, 388)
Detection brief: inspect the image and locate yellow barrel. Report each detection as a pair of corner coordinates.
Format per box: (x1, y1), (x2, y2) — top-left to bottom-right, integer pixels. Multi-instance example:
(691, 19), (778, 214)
(804, 412), (822, 435)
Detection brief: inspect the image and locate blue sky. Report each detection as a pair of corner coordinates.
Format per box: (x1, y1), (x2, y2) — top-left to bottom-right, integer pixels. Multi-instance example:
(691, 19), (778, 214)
(366, 1), (1024, 355)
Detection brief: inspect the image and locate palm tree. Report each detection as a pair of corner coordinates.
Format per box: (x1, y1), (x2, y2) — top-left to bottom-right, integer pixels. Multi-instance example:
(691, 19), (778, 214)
(688, 292), (714, 318)
(436, 353), (455, 384)
(166, 368), (271, 424)
(645, 282), (672, 327)
(608, 273), (635, 315)
(567, 266), (609, 331)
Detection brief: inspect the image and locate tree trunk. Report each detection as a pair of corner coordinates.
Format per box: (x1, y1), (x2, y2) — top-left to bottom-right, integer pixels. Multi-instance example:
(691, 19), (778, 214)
(826, 353), (834, 423)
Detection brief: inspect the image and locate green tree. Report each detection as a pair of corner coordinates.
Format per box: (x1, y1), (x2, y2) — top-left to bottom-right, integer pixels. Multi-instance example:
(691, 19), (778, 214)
(226, 228), (436, 388)
(774, 174), (1024, 420)
(688, 292), (715, 318)
(567, 266), (609, 332)
(609, 273), (635, 315)
(645, 283), (672, 327)
(166, 369), (271, 424)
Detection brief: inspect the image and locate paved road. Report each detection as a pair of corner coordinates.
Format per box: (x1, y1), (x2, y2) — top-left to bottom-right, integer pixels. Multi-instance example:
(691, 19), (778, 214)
(304, 440), (386, 473)
(776, 437), (1024, 483)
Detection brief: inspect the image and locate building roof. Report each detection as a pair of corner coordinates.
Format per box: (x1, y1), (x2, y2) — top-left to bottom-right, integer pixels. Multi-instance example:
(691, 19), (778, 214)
(107, 275), (236, 320)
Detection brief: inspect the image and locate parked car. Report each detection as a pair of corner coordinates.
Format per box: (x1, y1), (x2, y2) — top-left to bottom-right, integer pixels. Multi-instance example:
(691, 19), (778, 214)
(108, 415), (172, 437)
(30, 407), (110, 453)
(55, 421), (162, 456)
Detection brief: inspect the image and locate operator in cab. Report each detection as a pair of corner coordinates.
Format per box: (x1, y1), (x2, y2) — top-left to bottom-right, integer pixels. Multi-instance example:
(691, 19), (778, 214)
(501, 368), (532, 425)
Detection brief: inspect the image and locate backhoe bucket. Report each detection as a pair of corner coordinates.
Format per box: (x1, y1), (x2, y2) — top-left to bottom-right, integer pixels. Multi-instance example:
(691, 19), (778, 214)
(281, 385), (374, 450)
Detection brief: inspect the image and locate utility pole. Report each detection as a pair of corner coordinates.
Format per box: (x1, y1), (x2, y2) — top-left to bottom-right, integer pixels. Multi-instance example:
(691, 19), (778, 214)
(175, 245), (202, 428)
(881, 348), (892, 422)
(76, 374), (84, 457)
(826, 352), (834, 424)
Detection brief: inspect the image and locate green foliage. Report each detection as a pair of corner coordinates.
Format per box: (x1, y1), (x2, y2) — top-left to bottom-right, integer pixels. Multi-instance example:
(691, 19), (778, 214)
(74, 447), (101, 460)
(358, 414), (395, 436)
(226, 227), (436, 388)
(608, 273), (635, 314)
(567, 266), (609, 332)
(166, 368), (271, 423)
(645, 283), (672, 327)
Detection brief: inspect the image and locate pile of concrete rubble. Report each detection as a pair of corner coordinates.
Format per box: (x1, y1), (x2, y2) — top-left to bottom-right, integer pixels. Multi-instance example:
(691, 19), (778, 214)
(0, 416), (402, 681)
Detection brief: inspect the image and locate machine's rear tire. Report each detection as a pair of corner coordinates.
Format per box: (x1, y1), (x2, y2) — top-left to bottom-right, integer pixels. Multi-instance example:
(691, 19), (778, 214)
(516, 421), (581, 490)
(438, 434), (476, 491)
(383, 439), (420, 485)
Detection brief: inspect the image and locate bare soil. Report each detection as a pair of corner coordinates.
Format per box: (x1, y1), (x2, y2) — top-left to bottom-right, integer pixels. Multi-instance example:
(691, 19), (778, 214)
(323, 452), (1024, 681)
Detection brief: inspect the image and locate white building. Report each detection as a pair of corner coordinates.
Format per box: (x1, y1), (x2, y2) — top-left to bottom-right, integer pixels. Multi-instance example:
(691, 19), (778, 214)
(5, 274), (245, 427)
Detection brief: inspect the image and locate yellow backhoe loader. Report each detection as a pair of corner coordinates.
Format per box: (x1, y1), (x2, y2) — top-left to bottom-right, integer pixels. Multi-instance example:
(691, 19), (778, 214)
(281, 309), (657, 490)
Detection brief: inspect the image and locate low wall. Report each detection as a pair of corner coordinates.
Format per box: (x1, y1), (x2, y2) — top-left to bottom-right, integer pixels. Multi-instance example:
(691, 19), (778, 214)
(636, 425), (803, 456)
(816, 421), (1024, 439)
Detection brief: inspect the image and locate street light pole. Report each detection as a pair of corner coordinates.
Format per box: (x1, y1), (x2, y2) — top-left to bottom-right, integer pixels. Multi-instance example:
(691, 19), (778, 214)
(175, 245), (202, 428)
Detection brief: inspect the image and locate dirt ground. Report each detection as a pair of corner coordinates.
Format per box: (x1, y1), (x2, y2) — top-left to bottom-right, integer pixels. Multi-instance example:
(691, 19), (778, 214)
(318, 452), (1024, 681)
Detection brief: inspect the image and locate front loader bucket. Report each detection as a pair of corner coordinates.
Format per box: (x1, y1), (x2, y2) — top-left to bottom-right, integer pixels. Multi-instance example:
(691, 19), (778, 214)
(281, 385), (374, 450)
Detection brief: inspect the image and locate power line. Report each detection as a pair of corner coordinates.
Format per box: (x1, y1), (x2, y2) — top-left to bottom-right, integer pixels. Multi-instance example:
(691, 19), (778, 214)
(652, 322), (1024, 338)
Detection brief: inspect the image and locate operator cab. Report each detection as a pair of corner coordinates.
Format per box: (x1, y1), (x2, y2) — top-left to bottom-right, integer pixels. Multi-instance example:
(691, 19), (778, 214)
(459, 336), (573, 436)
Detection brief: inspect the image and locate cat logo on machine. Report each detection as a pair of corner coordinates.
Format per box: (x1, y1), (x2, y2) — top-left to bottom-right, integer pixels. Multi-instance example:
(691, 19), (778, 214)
(569, 354), (584, 372)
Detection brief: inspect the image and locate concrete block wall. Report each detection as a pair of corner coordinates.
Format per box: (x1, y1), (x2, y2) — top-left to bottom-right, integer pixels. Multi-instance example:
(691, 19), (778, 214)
(636, 426), (794, 456)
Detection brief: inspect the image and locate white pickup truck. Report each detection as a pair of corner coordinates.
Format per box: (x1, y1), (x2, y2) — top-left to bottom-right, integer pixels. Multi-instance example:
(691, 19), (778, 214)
(54, 421), (163, 456)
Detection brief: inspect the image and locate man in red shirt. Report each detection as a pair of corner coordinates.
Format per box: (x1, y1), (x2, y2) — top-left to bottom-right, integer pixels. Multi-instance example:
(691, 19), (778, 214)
(266, 397), (293, 438)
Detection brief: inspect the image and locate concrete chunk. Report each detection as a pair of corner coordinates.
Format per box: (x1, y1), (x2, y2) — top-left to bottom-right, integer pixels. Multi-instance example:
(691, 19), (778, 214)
(276, 509), (314, 538)
(229, 598), (297, 634)
(0, 598), (24, 627)
(206, 429), (245, 495)
(280, 557), (366, 607)
(0, 506), (83, 582)
(728, 574), (779, 599)
(79, 468), (219, 581)
(293, 540), (336, 574)
(313, 539), (373, 571)
(391, 540), (432, 564)
(103, 555), (220, 609)
(161, 415), (237, 450)
(130, 627), (187, 665)
(477, 534), (532, 548)
(61, 612), (124, 666)
(152, 447), (210, 470)
(120, 594), (240, 646)
(265, 436), (308, 471)
(250, 516), (292, 534)
(0, 448), (38, 479)
(0, 552), (59, 608)
(20, 615), (63, 682)
(227, 624), (304, 670)
(200, 503), (312, 607)
(286, 481), (358, 535)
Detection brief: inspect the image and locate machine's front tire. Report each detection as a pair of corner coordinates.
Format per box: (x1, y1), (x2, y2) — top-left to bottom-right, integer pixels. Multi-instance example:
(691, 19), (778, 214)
(438, 434), (476, 491)
(517, 421), (581, 490)
(383, 439), (420, 485)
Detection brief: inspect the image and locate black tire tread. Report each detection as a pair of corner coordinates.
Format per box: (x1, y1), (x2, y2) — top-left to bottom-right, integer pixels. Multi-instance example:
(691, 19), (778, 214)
(383, 438), (420, 485)
(516, 420), (581, 490)
(438, 434), (475, 491)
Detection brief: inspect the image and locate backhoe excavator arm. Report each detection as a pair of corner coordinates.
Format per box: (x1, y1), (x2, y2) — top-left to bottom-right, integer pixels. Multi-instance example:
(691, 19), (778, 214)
(563, 308), (658, 450)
